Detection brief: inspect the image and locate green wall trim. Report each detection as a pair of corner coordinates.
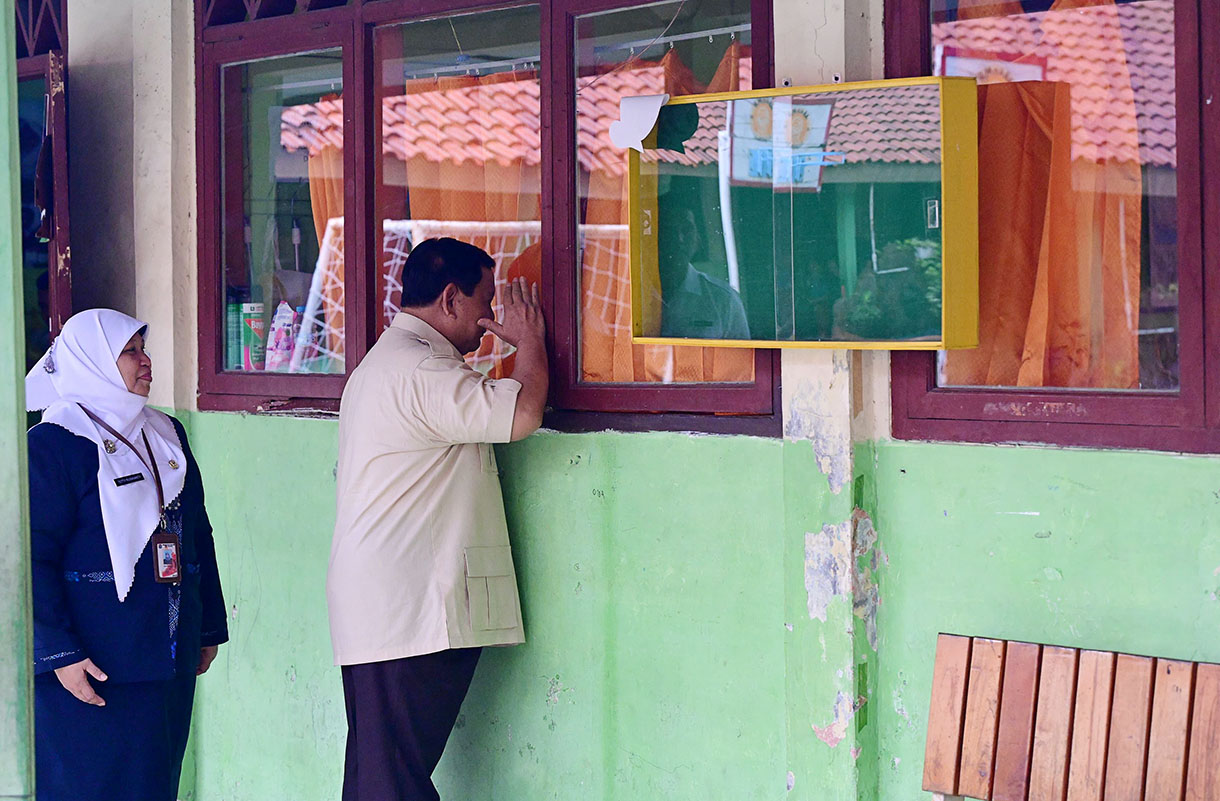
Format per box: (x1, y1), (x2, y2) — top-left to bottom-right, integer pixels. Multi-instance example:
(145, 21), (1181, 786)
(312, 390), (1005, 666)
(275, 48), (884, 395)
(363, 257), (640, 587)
(0, 2), (34, 793)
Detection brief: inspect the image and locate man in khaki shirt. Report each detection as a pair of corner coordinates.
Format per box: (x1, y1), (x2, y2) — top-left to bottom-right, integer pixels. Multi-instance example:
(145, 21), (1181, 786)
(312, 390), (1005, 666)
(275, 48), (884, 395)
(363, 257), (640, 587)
(326, 238), (547, 801)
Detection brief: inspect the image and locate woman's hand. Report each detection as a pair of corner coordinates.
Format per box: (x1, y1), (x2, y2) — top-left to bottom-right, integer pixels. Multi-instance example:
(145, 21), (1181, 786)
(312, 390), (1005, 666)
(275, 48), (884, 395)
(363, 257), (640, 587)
(54, 658), (107, 706)
(197, 645), (219, 676)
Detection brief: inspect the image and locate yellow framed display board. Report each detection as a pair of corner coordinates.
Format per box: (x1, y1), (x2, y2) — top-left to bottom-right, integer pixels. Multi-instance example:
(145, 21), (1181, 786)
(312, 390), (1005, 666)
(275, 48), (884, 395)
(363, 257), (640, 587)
(627, 76), (979, 349)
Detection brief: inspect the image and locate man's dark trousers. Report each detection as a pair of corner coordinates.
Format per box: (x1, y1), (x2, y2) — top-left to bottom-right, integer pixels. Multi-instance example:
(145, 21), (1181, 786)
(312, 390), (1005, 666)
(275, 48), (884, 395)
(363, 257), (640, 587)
(341, 647), (482, 801)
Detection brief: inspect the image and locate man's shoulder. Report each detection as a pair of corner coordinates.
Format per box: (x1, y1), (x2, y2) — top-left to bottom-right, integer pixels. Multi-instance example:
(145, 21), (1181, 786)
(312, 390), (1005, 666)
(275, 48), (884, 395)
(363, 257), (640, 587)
(695, 270), (738, 297)
(358, 327), (441, 373)
(341, 329), (468, 411)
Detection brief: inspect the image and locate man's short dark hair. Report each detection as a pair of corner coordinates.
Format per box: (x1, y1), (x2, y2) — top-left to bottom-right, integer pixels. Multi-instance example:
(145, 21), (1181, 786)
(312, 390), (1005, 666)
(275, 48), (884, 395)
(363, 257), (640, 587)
(401, 238), (495, 307)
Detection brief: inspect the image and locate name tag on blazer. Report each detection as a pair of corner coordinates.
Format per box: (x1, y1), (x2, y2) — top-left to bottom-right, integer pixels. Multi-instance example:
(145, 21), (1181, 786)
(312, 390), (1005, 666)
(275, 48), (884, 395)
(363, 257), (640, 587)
(113, 473), (146, 487)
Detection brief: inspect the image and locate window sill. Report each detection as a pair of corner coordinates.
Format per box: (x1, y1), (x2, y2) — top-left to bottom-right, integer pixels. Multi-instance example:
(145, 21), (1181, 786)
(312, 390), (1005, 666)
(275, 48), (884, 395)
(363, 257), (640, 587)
(195, 393), (782, 436)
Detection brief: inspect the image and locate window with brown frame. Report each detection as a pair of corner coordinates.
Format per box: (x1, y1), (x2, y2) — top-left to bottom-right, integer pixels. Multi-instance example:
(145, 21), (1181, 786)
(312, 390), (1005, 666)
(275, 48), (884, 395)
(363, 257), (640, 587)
(194, 0), (778, 434)
(886, 0), (1220, 452)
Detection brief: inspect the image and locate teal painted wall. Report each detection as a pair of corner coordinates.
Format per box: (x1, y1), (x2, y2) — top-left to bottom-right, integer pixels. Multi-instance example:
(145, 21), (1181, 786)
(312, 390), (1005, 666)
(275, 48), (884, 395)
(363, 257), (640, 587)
(0, 2), (34, 793)
(183, 412), (863, 801)
(868, 441), (1220, 797)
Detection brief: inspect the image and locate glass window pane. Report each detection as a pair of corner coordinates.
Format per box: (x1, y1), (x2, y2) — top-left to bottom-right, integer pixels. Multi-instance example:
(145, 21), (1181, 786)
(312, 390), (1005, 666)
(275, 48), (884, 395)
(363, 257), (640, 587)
(575, 0), (755, 384)
(221, 50), (345, 375)
(375, 7), (542, 378)
(931, 0), (1178, 391)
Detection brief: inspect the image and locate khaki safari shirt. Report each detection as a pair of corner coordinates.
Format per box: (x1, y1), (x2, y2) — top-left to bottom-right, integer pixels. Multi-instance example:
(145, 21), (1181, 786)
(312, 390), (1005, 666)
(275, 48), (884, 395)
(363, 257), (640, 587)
(326, 313), (525, 665)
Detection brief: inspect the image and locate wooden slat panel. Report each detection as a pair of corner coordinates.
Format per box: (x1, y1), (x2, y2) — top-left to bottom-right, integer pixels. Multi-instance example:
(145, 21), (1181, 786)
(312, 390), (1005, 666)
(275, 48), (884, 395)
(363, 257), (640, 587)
(1031, 646), (1080, 801)
(1145, 660), (1194, 801)
(960, 638), (1007, 799)
(925, 635), (973, 794)
(1185, 663), (1220, 801)
(993, 642), (1042, 801)
(1067, 650), (1117, 801)
(1103, 654), (1155, 801)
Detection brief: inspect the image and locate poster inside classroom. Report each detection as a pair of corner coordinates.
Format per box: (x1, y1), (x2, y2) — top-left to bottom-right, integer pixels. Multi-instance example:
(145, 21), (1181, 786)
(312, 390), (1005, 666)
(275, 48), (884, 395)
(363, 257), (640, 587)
(628, 77), (980, 349)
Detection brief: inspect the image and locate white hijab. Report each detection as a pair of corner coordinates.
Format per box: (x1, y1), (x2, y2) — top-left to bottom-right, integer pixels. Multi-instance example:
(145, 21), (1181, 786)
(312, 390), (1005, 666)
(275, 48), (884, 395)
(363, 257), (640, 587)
(26, 309), (187, 602)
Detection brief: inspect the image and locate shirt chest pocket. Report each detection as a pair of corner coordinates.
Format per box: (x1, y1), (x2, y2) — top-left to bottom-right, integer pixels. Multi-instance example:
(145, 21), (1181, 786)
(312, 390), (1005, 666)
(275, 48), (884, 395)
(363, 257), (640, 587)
(477, 443), (498, 475)
(464, 546), (519, 632)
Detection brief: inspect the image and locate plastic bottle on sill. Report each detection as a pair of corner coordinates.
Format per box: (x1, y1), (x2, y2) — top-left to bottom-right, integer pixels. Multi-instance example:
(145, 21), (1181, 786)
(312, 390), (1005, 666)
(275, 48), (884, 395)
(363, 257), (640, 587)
(240, 302), (266, 371)
(289, 306), (311, 373)
(264, 301), (296, 372)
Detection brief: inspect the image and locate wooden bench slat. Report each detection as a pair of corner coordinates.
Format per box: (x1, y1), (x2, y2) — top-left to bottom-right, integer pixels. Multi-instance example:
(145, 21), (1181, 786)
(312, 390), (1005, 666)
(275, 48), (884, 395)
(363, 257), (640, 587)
(1067, 650), (1117, 801)
(1185, 663), (1220, 801)
(959, 638), (1007, 800)
(1144, 659), (1194, 801)
(1031, 646), (1080, 801)
(993, 642), (1042, 801)
(924, 634), (974, 794)
(1102, 654), (1155, 801)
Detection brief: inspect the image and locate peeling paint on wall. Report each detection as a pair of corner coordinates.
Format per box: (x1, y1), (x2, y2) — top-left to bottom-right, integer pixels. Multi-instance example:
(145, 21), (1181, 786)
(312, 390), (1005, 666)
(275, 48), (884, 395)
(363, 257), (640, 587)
(812, 690), (867, 748)
(892, 688), (909, 721)
(851, 509), (887, 651)
(805, 522), (852, 621)
(784, 373), (851, 495)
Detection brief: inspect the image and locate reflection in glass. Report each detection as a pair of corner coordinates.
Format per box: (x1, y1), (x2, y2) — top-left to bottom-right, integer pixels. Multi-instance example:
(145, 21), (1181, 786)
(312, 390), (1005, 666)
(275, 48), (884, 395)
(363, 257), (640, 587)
(221, 51), (344, 374)
(931, 0), (1178, 390)
(374, 7), (541, 378)
(576, 0), (755, 384)
(657, 201), (750, 339)
(638, 84), (950, 345)
(18, 76), (50, 374)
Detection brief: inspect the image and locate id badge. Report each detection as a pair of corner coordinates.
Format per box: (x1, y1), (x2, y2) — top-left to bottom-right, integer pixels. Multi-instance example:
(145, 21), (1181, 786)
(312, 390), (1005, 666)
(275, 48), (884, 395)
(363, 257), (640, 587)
(152, 530), (182, 584)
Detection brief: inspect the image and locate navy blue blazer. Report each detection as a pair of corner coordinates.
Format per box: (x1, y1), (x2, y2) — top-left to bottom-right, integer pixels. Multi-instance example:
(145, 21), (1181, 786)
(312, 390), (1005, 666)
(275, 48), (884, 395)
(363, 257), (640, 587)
(28, 417), (228, 682)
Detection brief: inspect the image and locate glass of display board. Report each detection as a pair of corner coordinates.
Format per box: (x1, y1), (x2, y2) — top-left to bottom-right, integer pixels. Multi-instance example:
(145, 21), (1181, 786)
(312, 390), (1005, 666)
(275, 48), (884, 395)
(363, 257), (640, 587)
(627, 76), (979, 349)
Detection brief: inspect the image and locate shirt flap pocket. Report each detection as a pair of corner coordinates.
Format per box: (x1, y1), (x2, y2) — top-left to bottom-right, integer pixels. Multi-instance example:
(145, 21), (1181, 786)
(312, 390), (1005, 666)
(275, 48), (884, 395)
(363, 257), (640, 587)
(464, 546), (514, 578)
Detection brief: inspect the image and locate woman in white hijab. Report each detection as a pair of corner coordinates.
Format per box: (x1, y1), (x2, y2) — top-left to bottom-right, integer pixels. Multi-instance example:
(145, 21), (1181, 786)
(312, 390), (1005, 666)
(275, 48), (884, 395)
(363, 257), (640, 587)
(25, 308), (228, 801)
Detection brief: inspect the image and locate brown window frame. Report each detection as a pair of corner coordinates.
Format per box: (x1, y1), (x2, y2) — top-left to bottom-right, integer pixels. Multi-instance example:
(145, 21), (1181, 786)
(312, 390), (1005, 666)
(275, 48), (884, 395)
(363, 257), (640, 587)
(194, 0), (781, 435)
(885, 0), (1220, 453)
(16, 0), (72, 336)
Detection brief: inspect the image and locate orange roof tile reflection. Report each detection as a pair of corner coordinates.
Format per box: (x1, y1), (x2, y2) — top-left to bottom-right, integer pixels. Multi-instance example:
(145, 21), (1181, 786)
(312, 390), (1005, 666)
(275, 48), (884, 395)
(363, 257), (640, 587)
(934, 0), (1175, 167)
(282, 1), (1174, 174)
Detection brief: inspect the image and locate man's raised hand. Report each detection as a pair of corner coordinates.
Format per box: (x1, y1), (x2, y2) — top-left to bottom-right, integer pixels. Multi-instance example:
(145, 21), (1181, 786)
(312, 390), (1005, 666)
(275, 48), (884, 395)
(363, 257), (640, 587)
(478, 277), (544, 348)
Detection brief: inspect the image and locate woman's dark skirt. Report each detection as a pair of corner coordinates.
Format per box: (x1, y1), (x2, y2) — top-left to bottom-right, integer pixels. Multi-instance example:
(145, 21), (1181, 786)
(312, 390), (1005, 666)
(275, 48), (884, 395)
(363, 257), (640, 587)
(34, 670), (197, 801)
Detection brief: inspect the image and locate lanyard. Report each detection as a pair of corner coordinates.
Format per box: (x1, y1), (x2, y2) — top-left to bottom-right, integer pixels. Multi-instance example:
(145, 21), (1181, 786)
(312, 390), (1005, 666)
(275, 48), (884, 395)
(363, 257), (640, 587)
(80, 406), (166, 518)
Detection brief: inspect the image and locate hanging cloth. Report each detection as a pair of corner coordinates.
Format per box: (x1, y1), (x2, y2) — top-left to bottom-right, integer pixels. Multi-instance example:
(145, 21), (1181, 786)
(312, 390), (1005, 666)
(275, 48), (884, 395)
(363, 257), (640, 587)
(306, 94), (347, 364)
(943, 0), (1141, 387)
(955, 0), (1026, 20)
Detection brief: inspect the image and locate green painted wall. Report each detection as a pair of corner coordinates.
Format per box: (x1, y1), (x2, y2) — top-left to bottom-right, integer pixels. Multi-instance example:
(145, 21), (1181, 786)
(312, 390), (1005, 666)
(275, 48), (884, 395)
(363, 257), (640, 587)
(181, 412), (872, 801)
(0, 2), (34, 794)
(868, 441), (1220, 797)
(179, 410), (1220, 800)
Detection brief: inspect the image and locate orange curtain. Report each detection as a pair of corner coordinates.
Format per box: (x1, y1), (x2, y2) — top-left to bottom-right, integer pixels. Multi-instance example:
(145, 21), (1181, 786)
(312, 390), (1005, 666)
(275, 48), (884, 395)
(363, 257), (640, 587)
(707, 40), (745, 92)
(955, 0), (1025, 20)
(942, 79), (1141, 387)
(579, 44), (754, 384)
(307, 142), (345, 358)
